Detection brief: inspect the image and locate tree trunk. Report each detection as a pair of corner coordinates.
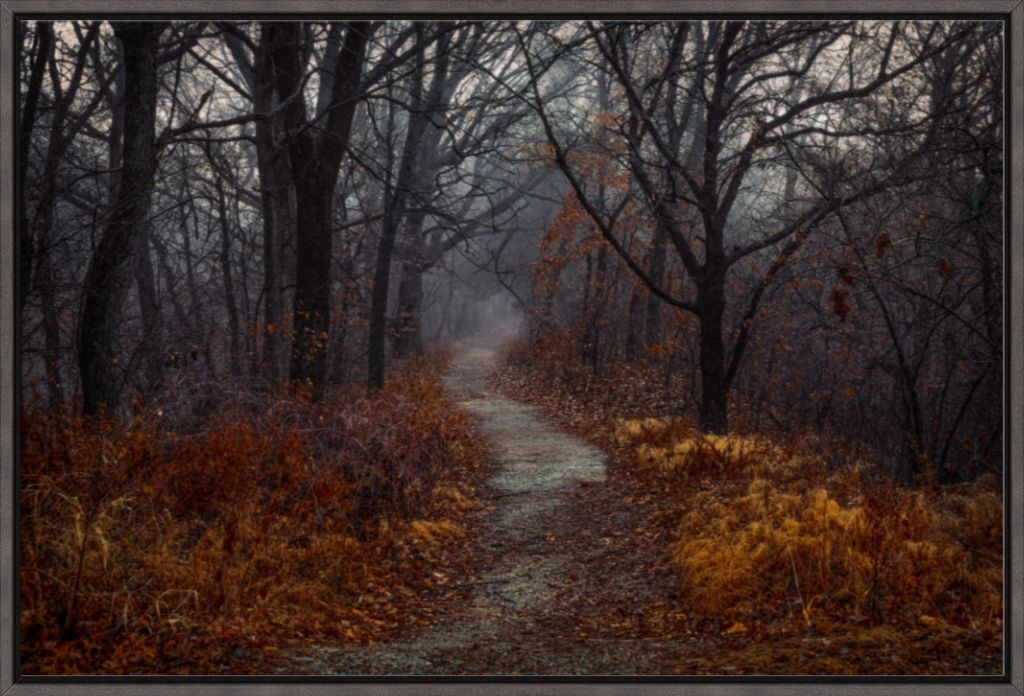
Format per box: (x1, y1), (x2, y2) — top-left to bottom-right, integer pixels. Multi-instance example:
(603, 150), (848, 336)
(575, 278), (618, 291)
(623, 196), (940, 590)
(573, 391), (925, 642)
(182, 192), (205, 340)
(254, 26), (288, 383)
(583, 245), (608, 373)
(215, 177), (242, 376)
(152, 234), (191, 338)
(18, 21), (52, 315)
(368, 29), (431, 390)
(392, 171), (437, 358)
(394, 258), (425, 357)
(28, 151), (64, 409)
(367, 202), (403, 389)
(36, 253), (63, 408)
(288, 181), (333, 388)
(625, 286), (644, 360)
(697, 270), (728, 434)
(644, 222), (668, 349)
(133, 225), (163, 392)
(533, 233), (569, 342)
(268, 21), (369, 395)
(330, 243), (355, 383)
(25, 20), (100, 407)
(77, 22), (166, 416)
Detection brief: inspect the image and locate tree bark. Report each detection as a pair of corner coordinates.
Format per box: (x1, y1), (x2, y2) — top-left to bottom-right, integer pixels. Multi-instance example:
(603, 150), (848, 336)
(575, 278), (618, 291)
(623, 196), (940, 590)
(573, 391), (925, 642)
(25, 21), (101, 407)
(697, 269), (729, 434)
(214, 170), (242, 376)
(644, 223), (668, 349)
(268, 21), (369, 395)
(18, 21), (52, 315)
(133, 224), (163, 392)
(625, 285), (644, 360)
(393, 207), (429, 358)
(290, 182), (333, 387)
(77, 22), (166, 416)
(252, 25), (289, 383)
(368, 26), (438, 389)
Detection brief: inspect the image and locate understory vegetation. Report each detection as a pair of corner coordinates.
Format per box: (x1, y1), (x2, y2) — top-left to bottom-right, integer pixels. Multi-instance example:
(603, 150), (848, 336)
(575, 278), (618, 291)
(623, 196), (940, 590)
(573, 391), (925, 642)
(496, 336), (1002, 674)
(619, 420), (1002, 634)
(20, 355), (488, 674)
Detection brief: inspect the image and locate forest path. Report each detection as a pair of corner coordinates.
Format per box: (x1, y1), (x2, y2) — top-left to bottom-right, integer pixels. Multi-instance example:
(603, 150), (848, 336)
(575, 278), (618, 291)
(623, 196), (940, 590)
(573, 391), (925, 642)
(291, 342), (695, 674)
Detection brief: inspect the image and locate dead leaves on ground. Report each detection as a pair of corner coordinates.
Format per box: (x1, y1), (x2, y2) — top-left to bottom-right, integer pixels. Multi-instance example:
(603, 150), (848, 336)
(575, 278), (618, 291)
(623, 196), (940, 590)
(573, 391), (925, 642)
(20, 354), (491, 674)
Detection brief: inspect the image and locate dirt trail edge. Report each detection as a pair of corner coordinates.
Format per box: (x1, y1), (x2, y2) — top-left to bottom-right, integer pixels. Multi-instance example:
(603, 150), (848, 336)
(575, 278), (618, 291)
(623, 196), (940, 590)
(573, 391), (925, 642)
(288, 344), (695, 675)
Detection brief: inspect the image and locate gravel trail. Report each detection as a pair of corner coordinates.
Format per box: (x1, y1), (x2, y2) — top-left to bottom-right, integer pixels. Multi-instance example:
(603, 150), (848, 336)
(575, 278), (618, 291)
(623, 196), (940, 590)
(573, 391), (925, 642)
(288, 344), (693, 675)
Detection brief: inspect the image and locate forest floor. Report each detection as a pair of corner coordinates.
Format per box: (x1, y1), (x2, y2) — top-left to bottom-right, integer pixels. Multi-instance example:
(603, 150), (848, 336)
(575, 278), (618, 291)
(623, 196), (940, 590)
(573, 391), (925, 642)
(284, 339), (1001, 676)
(287, 341), (704, 675)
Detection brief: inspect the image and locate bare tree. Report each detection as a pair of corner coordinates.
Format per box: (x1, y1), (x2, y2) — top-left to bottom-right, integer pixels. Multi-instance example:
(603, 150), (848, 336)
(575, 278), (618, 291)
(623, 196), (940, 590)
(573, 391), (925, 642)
(266, 20), (370, 395)
(520, 20), (975, 433)
(77, 21), (168, 415)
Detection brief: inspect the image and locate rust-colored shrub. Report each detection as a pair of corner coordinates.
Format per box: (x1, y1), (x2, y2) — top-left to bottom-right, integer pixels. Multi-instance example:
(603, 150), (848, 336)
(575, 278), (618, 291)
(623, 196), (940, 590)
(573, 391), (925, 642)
(20, 362), (487, 674)
(615, 419), (1002, 637)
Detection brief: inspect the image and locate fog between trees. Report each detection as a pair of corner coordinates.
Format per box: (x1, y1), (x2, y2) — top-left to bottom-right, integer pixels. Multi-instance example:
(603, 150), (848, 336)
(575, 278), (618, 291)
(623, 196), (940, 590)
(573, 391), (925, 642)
(20, 19), (1002, 482)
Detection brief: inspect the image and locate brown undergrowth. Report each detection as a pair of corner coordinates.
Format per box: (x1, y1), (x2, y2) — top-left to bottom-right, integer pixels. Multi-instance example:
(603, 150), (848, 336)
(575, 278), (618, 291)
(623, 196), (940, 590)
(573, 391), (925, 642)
(493, 335), (1003, 674)
(20, 354), (490, 674)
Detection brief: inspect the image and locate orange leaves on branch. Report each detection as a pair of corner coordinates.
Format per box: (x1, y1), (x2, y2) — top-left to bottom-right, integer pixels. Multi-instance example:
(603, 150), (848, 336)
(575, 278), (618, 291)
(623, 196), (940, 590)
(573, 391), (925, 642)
(515, 141), (558, 163)
(592, 111), (624, 129)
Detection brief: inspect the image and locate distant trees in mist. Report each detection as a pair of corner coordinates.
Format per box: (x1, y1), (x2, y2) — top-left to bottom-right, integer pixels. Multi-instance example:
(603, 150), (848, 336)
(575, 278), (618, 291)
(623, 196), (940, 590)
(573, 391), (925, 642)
(18, 19), (1003, 481)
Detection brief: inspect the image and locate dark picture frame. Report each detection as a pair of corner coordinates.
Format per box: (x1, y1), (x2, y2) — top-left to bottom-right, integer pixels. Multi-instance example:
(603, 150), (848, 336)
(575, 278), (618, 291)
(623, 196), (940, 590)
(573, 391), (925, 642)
(1, 1), (1021, 693)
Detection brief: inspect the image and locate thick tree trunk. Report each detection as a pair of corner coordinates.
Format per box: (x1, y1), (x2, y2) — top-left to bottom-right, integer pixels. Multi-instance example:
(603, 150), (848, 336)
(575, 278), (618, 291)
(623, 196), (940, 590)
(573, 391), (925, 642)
(268, 21), (369, 395)
(77, 22), (166, 416)
(289, 181), (333, 389)
(253, 26), (288, 383)
(697, 271), (729, 434)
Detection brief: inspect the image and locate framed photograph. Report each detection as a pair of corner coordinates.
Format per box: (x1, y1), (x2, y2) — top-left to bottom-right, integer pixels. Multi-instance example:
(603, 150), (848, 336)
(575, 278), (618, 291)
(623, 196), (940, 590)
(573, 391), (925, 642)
(1, 1), (1021, 694)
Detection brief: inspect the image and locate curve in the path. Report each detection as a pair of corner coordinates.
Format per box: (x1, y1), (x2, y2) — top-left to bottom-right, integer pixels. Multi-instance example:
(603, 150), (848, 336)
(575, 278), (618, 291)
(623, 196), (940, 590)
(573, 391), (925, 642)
(293, 345), (610, 674)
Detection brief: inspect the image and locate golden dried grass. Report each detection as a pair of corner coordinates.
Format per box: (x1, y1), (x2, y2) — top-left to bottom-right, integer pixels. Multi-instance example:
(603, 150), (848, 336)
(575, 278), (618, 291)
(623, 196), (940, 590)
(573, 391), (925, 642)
(20, 365), (488, 674)
(618, 418), (1002, 636)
